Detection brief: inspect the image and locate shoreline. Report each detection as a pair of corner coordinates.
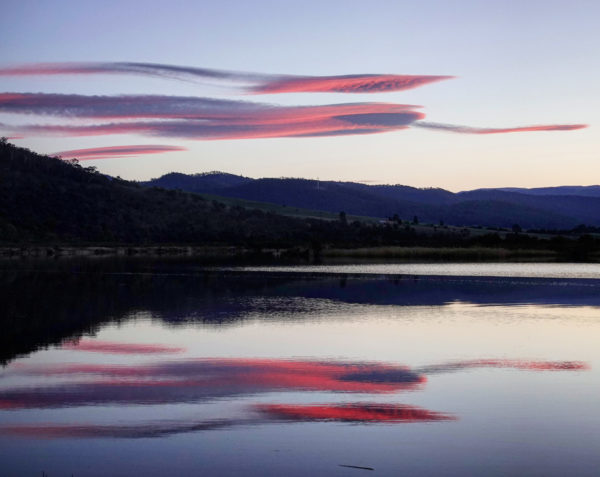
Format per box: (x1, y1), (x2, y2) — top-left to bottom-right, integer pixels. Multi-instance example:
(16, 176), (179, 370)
(1, 244), (597, 262)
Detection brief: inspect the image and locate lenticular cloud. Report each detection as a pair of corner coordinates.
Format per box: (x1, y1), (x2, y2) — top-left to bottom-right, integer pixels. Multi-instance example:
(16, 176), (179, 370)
(0, 92), (419, 122)
(53, 145), (186, 160)
(0, 62), (588, 147)
(1, 93), (425, 140)
(250, 74), (453, 94)
(0, 62), (452, 95)
(414, 121), (588, 134)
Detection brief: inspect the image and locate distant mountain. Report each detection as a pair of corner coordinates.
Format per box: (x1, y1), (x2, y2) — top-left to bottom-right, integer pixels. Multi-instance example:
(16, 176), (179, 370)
(456, 189), (600, 226)
(144, 171), (252, 194)
(494, 186), (600, 198)
(144, 172), (600, 229)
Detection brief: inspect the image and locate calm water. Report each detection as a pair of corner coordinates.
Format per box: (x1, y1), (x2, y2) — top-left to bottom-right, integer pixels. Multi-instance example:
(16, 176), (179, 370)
(1, 260), (599, 476)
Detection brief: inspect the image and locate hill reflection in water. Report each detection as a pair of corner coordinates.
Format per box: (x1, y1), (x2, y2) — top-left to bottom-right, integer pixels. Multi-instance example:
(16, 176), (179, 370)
(2, 259), (600, 364)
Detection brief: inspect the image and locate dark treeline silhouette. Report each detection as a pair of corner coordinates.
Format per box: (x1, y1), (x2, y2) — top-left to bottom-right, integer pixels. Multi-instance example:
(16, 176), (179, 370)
(1, 139), (600, 257)
(0, 139), (308, 246)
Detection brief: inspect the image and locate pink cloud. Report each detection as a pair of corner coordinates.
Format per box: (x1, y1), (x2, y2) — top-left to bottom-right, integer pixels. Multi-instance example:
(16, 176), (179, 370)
(1, 90), (587, 143)
(53, 144), (186, 160)
(0, 92), (424, 140)
(0, 62), (451, 94)
(252, 74), (454, 94)
(0, 92), (418, 121)
(6, 106), (424, 140)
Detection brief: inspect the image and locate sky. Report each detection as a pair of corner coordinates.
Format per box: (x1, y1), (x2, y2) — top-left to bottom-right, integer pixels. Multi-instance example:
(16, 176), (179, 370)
(0, 0), (598, 191)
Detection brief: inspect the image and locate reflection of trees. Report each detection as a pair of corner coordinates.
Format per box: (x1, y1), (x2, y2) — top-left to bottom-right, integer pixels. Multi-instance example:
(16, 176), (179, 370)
(2, 259), (600, 363)
(0, 262), (297, 363)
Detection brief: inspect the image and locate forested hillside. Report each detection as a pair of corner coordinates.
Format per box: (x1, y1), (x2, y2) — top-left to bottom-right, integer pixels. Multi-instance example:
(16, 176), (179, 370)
(0, 140), (308, 245)
(143, 172), (600, 229)
(2, 140), (599, 258)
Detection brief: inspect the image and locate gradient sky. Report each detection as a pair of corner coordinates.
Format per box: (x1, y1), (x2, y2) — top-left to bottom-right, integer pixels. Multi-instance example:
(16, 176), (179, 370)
(1, 0), (598, 191)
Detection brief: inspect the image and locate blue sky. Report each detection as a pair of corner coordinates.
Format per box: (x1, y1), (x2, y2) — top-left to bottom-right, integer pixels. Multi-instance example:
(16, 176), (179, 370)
(0, 0), (597, 190)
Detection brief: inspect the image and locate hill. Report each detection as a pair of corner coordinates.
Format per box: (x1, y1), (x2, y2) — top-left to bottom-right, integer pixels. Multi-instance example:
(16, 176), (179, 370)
(0, 139), (480, 250)
(2, 139), (599, 259)
(495, 186), (600, 197)
(0, 140), (314, 245)
(146, 171), (253, 193)
(143, 173), (600, 229)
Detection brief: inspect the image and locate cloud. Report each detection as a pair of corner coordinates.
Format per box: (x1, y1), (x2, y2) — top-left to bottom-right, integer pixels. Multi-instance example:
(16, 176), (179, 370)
(0, 62), (452, 94)
(3, 98), (424, 140)
(61, 339), (186, 353)
(52, 145), (186, 160)
(0, 92), (270, 119)
(1, 92), (586, 142)
(251, 74), (454, 94)
(6, 117), (419, 140)
(0, 62), (258, 84)
(0, 92), (423, 139)
(414, 121), (588, 134)
(0, 92), (419, 120)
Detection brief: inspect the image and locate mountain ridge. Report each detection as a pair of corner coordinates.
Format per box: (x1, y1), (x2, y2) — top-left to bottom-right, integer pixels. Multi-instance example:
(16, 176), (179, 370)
(142, 172), (600, 229)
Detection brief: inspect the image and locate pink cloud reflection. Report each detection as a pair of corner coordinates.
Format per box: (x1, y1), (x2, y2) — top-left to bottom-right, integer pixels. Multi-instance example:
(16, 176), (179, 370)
(61, 339), (185, 354)
(257, 402), (456, 422)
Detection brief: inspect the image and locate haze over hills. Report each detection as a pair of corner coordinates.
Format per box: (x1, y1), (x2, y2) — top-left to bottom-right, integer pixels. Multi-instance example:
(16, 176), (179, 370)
(143, 173), (600, 229)
(492, 186), (600, 197)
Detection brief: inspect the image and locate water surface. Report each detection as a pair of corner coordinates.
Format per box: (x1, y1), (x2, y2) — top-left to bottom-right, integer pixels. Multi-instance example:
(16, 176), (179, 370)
(1, 261), (599, 476)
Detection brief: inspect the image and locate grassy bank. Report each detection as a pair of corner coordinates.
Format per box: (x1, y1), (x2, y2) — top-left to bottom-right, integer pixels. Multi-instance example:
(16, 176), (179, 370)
(322, 246), (558, 260)
(0, 245), (251, 258)
(6, 244), (600, 262)
(1, 244), (562, 261)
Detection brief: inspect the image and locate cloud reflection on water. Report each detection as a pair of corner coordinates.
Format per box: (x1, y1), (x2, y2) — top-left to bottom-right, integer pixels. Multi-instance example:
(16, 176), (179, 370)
(0, 353), (589, 439)
(61, 339), (186, 354)
(0, 402), (455, 439)
(0, 358), (425, 409)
